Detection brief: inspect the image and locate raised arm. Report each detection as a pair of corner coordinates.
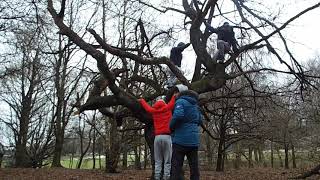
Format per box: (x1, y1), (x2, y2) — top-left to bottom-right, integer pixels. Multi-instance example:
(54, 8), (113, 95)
(204, 21), (218, 33)
(139, 99), (155, 113)
(174, 43), (191, 52)
(167, 95), (176, 110)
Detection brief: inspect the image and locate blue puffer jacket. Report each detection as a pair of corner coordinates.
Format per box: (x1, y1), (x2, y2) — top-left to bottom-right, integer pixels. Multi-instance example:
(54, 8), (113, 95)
(170, 90), (202, 147)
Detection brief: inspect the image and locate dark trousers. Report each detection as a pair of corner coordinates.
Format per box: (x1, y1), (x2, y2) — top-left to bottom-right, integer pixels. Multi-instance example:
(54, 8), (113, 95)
(170, 144), (199, 180)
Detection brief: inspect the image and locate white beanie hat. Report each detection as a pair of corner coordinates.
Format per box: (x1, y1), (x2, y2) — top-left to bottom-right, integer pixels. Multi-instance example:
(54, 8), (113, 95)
(175, 84), (188, 92)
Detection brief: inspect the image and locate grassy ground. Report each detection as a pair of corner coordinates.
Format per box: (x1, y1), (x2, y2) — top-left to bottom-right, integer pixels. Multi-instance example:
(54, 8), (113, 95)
(61, 158), (106, 169)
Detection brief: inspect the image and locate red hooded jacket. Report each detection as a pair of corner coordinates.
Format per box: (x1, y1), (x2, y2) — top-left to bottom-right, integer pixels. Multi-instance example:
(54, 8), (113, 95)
(139, 96), (176, 135)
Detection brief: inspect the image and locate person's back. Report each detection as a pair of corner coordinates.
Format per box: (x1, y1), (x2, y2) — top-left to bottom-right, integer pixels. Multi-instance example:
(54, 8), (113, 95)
(170, 42), (190, 67)
(170, 89), (202, 180)
(217, 24), (235, 44)
(139, 97), (175, 135)
(170, 90), (202, 147)
(139, 96), (176, 180)
(204, 21), (238, 62)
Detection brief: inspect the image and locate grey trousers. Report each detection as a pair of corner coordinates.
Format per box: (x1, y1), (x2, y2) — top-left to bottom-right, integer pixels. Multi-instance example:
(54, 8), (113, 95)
(154, 135), (172, 180)
(165, 66), (181, 88)
(213, 40), (231, 62)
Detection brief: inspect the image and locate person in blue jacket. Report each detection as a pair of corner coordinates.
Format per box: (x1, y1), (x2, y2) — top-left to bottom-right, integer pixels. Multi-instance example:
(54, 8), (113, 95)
(170, 84), (202, 180)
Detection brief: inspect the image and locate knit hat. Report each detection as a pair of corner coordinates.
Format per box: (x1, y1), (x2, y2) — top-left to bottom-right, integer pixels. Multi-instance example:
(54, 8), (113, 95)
(175, 84), (188, 93)
(177, 42), (185, 47)
(156, 95), (166, 101)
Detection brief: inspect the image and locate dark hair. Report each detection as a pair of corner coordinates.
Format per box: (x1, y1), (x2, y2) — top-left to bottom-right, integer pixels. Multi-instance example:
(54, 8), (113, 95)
(177, 42), (185, 47)
(177, 90), (199, 100)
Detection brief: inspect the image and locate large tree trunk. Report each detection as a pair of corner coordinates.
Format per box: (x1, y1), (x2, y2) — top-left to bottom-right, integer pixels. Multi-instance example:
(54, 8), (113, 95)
(144, 141), (148, 169)
(144, 124), (155, 179)
(92, 113), (97, 169)
(205, 132), (214, 168)
(258, 144), (266, 167)
(271, 138), (274, 168)
(291, 143), (296, 168)
(0, 153), (3, 168)
(15, 114), (30, 167)
(15, 143), (29, 167)
(134, 145), (141, 170)
(69, 142), (75, 168)
(122, 146), (128, 169)
(248, 145), (253, 168)
(233, 142), (241, 169)
(276, 148), (283, 168)
(216, 134), (225, 171)
(284, 143), (289, 169)
(106, 118), (120, 173)
(254, 147), (259, 163)
(52, 132), (64, 167)
(92, 130), (96, 169)
(98, 147), (102, 169)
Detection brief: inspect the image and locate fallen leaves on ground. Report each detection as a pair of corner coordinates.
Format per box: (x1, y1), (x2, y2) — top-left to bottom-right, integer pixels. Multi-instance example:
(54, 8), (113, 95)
(0, 167), (319, 180)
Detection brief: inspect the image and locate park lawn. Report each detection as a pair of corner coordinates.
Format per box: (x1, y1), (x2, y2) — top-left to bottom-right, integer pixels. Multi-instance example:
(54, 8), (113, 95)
(60, 157), (106, 169)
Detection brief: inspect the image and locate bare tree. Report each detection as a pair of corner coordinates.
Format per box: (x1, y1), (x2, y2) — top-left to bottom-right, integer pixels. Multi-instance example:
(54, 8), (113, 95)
(45, 0), (320, 176)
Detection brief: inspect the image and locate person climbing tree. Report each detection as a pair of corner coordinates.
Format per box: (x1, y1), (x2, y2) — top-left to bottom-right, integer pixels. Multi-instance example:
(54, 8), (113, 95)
(139, 94), (177, 180)
(170, 84), (203, 180)
(204, 21), (239, 63)
(164, 42), (190, 89)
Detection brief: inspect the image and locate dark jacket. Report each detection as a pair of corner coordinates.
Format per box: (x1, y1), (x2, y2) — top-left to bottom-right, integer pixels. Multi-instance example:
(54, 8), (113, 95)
(170, 90), (202, 147)
(205, 22), (238, 52)
(170, 43), (190, 67)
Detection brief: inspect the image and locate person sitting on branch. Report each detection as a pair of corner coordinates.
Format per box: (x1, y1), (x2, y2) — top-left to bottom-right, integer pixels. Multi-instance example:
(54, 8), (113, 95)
(204, 21), (239, 63)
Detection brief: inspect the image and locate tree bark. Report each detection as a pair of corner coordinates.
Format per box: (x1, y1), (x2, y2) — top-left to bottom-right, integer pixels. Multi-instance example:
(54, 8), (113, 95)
(144, 141), (148, 170)
(234, 142), (241, 169)
(106, 118), (120, 173)
(284, 143), (289, 169)
(254, 147), (259, 163)
(216, 134), (225, 171)
(291, 143), (296, 168)
(276, 148), (283, 168)
(92, 129), (96, 169)
(271, 138), (274, 168)
(134, 145), (141, 170)
(258, 144), (266, 167)
(205, 132), (214, 168)
(144, 124), (155, 178)
(122, 146), (128, 169)
(248, 145), (253, 168)
(0, 153), (3, 168)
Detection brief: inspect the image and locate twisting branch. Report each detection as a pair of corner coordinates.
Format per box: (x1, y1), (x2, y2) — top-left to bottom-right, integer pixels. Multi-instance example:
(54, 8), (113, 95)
(239, 1), (320, 51)
(232, 0), (320, 89)
(58, 0), (67, 18)
(138, 0), (186, 15)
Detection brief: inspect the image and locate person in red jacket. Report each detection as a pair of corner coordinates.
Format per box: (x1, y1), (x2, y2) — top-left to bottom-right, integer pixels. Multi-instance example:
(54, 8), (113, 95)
(139, 95), (176, 180)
